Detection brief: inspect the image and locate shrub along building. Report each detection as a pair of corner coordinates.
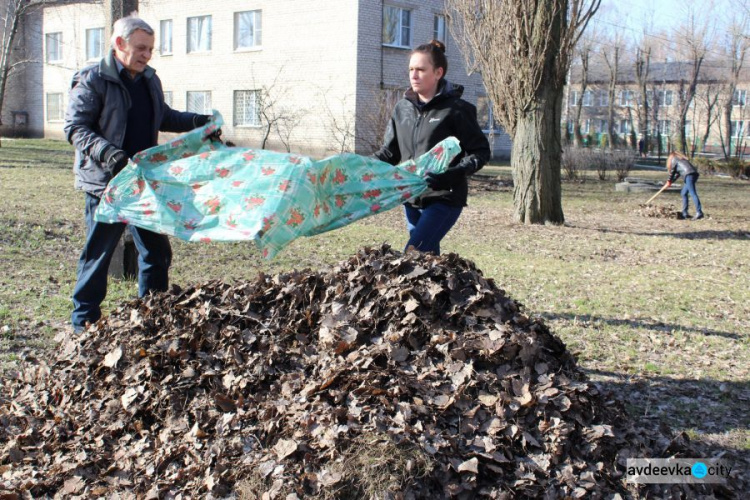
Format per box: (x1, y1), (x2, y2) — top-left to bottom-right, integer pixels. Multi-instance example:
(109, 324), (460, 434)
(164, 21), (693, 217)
(35, 0), (512, 157)
(563, 60), (750, 158)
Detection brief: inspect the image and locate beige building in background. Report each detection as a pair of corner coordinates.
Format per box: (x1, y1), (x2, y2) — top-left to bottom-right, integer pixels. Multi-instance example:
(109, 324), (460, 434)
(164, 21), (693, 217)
(39, 0), (512, 157)
(563, 61), (750, 156)
(0, 0), (44, 138)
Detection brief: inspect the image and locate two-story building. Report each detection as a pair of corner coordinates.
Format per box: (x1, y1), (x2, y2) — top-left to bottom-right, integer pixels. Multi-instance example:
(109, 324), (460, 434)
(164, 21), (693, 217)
(563, 60), (749, 155)
(37, 0), (511, 157)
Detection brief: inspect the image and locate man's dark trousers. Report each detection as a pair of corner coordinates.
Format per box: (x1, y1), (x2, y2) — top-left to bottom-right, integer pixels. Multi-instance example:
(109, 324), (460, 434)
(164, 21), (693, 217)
(71, 192), (172, 329)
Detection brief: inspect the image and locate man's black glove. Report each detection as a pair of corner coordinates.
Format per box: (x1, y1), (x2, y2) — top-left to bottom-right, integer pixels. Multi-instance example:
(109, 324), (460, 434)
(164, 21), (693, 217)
(426, 167), (466, 191)
(101, 145), (129, 175)
(193, 114), (212, 128)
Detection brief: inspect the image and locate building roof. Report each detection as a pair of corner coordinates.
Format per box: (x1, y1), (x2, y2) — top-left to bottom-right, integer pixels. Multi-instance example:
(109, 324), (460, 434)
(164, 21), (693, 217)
(569, 59), (749, 85)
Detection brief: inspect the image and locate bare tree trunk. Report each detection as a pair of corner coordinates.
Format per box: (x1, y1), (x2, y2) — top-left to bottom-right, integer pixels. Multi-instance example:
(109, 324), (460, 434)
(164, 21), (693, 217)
(573, 47), (589, 147)
(603, 46), (619, 149)
(635, 47), (651, 152)
(512, 84), (564, 224)
(0, 0), (30, 145)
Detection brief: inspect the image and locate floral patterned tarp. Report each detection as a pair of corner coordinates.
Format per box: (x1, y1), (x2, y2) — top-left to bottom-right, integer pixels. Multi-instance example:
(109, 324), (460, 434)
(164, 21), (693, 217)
(95, 111), (461, 258)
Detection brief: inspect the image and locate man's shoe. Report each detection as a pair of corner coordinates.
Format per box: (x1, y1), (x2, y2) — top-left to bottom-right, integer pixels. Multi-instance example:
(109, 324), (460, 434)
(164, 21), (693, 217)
(692, 212), (704, 220)
(680, 212), (690, 220)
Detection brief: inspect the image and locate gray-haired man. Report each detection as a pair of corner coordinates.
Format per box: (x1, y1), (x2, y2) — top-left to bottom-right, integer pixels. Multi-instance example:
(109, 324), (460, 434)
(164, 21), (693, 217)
(65, 14), (212, 333)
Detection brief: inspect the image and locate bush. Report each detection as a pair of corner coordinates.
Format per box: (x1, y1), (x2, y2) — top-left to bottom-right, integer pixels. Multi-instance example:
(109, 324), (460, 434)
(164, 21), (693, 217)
(721, 158), (750, 178)
(561, 147), (636, 181)
(610, 150), (637, 181)
(561, 147), (580, 181)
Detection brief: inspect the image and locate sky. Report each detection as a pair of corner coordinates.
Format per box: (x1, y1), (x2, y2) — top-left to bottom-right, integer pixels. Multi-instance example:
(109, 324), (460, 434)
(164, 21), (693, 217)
(598, 0), (691, 32)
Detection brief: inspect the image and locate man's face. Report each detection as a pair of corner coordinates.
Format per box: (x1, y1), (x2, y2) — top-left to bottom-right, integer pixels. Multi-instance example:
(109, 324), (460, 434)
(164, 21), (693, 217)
(114, 29), (154, 76)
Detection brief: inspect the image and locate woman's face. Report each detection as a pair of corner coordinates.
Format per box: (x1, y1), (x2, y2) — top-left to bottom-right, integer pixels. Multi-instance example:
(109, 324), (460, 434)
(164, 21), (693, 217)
(409, 52), (443, 98)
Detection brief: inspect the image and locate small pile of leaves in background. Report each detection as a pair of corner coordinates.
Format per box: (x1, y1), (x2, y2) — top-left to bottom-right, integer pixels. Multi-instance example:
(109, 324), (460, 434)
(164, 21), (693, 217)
(0, 245), (741, 498)
(635, 203), (683, 219)
(468, 174), (513, 192)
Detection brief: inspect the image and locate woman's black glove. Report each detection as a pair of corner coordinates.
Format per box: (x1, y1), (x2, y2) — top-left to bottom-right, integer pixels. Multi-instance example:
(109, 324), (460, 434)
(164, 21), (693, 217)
(426, 167), (465, 191)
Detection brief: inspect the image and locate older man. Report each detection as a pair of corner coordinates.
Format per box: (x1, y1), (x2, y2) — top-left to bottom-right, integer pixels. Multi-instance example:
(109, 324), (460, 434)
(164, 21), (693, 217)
(65, 14), (211, 333)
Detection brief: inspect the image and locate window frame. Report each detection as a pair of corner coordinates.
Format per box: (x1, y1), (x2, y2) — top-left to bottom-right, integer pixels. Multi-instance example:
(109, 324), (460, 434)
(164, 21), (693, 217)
(730, 120), (745, 138)
(733, 89), (747, 107)
(382, 5), (412, 48)
(234, 10), (263, 51)
(619, 89), (634, 107)
(569, 90), (579, 107)
(85, 27), (104, 61)
(582, 89), (593, 107)
(476, 95), (502, 134)
(234, 90), (262, 127)
(160, 19), (173, 56)
(187, 15), (213, 54)
(45, 32), (63, 63)
(46, 93), (64, 122)
(433, 14), (446, 43)
(620, 119), (630, 135)
(598, 90), (609, 107)
(186, 91), (212, 114)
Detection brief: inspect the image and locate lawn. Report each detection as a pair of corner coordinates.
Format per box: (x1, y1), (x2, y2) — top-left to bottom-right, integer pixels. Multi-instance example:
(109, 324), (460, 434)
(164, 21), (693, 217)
(1, 138), (748, 468)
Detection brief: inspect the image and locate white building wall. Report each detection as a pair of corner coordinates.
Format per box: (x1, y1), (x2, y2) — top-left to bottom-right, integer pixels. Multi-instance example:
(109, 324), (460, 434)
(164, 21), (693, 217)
(42, 1), (106, 140)
(41, 0), (510, 157)
(1, 4), (44, 137)
(140, 0), (359, 156)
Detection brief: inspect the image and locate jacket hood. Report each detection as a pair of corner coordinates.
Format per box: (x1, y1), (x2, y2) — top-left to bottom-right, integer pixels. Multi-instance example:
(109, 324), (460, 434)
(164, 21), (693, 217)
(99, 50), (156, 82)
(405, 79), (464, 106)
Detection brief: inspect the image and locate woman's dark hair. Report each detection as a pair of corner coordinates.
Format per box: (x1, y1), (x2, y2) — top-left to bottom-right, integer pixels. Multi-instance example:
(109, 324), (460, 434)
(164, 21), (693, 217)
(412, 40), (448, 76)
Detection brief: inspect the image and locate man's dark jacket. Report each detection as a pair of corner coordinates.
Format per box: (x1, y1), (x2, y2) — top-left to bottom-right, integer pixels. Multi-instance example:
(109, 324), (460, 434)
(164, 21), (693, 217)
(374, 80), (491, 207)
(65, 51), (199, 196)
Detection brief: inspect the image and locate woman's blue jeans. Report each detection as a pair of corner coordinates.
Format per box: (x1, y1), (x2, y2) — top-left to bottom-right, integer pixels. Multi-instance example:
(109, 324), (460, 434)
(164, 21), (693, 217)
(403, 202), (463, 255)
(681, 173), (703, 216)
(71, 193), (172, 329)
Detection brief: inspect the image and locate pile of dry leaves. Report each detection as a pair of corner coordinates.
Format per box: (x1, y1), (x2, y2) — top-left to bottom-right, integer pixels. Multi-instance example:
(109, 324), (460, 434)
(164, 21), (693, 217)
(635, 203), (683, 219)
(0, 246), (738, 498)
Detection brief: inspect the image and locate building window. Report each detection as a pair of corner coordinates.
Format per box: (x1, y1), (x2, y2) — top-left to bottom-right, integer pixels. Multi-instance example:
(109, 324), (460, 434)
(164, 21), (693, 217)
(730, 120), (744, 138)
(476, 96), (502, 133)
(619, 90), (634, 107)
(569, 90), (579, 107)
(433, 14), (446, 43)
(85, 28), (104, 61)
(187, 91), (212, 114)
(160, 19), (173, 55)
(620, 119), (630, 135)
(234, 90), (261, 126)
(684, 120), (692, 137)
(235, 10), (262, 50)
(598, 119), (608, 134)
(581, 119), (591, 134)
(582, 90), (593, 107)
(657, 120), (671, 135)
(733, 90), (746, 107)
(187, 15), (212, 53)
(657, 89), (673, 106)
(46, 93), (64, 122)
(45, 32), (62, 63)
(383, 5), (411, 48)
(599, 90), (609, 107)
(163, 91), (173, 107)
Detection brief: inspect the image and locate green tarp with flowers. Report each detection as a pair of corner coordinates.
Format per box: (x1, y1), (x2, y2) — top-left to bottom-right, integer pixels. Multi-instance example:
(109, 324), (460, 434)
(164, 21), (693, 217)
(94, 112), (461, 258)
